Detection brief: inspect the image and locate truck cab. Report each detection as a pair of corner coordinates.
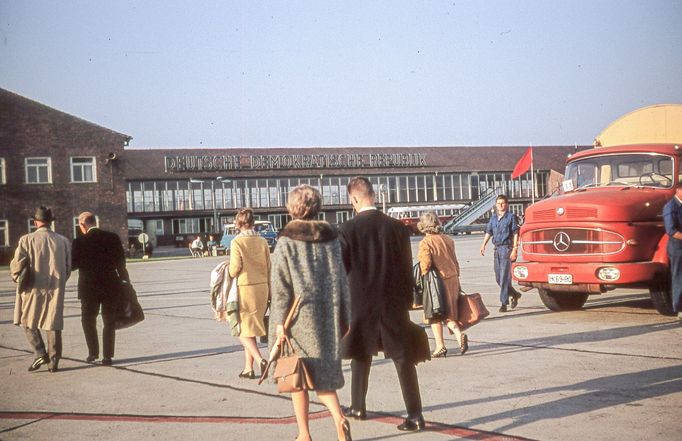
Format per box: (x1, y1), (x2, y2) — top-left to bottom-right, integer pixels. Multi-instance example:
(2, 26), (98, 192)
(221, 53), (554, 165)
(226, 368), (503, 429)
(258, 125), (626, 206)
(513, 144), (680, 314)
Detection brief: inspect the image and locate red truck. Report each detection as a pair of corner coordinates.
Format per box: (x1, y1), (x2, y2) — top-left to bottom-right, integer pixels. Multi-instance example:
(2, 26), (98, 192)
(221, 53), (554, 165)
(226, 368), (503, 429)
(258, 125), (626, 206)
(512, 105), (682, 315)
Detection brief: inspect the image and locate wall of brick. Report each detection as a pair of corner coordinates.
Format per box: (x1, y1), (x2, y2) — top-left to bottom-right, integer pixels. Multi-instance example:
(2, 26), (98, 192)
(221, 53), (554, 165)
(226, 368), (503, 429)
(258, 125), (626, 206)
(0, 89), (131, 265)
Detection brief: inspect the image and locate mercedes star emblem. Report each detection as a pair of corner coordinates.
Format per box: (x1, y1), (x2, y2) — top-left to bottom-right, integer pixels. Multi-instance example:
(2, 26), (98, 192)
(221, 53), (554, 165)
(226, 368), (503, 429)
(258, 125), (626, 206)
(553, 231), (571, 252)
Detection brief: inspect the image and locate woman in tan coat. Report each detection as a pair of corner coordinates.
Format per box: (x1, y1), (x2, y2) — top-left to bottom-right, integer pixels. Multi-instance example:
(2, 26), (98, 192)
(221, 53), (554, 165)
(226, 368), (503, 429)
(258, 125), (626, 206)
(417, 211), (468, 357)
(229, 208), (270, 378)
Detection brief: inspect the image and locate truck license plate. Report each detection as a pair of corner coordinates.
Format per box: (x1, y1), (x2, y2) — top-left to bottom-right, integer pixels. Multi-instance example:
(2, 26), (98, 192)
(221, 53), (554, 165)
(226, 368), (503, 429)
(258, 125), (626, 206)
(548, 274), (572, 284)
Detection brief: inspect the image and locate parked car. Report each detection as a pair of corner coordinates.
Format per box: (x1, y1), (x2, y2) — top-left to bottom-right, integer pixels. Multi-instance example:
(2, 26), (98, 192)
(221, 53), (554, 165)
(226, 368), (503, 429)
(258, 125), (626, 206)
(218, 220), (278, 254)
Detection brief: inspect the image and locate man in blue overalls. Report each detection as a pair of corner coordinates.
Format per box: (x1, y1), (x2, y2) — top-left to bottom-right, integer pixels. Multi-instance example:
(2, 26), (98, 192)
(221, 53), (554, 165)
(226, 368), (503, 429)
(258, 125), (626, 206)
(480, 194), (521, 312)
(663, 182), (682, 320)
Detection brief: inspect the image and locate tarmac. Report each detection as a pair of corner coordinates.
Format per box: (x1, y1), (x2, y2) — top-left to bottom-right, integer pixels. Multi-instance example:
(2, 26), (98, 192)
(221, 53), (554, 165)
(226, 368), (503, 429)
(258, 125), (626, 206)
(1, 236), (681, 441)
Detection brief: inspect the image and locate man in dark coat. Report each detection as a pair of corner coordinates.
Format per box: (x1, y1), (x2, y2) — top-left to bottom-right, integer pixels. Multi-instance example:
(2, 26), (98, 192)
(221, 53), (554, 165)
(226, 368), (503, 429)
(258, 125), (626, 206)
(72, 211), (129, 366)
(339, 177), (430, 432)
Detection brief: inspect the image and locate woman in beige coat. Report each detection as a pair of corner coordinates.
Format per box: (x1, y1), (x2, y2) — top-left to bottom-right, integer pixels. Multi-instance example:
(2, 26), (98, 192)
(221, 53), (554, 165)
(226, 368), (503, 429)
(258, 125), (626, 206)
(417, 211), (468, 357)
(229, 208), (271, 379)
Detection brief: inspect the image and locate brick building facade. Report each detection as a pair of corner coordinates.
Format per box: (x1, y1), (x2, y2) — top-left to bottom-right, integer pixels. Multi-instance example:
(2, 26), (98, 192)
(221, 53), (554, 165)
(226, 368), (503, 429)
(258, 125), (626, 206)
(0, 88), (131, 264)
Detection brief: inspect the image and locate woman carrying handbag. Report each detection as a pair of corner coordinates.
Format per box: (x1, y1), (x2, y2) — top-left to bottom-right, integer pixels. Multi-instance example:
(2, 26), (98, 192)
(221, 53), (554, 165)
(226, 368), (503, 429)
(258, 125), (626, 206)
(417, 211), (469, 357)
(269, 185), (352, 441)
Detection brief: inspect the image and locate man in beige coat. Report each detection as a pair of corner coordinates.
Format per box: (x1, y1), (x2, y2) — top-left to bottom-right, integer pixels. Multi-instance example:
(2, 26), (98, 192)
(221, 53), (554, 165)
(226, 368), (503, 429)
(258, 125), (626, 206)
(10, 207), (71, 373)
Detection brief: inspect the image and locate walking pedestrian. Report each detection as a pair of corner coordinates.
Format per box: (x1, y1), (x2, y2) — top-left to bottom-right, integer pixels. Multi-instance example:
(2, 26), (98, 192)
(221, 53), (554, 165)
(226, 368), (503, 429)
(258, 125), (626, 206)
(417, 211), (468, 357)
(339, 176), (430, 432)
(663, 182), (682, 320)
(229, 208), (270, 379)
(10, 206), (71, 372)
(480, 194), (522, 312)
(269, 185), (352, 441)
(72, 211), (130, 366)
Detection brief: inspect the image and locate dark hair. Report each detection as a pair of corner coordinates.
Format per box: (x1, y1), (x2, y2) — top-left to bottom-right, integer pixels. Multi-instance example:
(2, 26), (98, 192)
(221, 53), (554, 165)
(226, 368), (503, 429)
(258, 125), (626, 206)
(496, 194), (509, 203)
(235, 208), (255, 229)
(347, 176), (375, 198)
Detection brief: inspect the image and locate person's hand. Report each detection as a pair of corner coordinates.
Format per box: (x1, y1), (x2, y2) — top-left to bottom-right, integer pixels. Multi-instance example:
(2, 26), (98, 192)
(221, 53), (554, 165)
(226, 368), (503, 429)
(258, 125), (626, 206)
(480, 244), (486, 256)
(510, 248), (518, 262)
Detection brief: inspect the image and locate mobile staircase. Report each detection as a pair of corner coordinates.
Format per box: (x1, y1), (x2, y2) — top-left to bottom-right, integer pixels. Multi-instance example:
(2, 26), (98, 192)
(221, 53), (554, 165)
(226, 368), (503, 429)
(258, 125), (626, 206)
(442, 187), (502, 234)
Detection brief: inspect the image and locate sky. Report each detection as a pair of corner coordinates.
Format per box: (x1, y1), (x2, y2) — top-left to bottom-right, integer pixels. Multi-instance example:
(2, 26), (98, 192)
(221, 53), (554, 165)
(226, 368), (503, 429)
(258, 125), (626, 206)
(1, 1), (681, 149)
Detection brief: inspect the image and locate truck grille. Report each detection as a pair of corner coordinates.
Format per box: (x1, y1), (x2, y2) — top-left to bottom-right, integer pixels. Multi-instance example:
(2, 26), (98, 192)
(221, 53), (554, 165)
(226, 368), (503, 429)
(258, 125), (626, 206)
(521, 228), (624, 256)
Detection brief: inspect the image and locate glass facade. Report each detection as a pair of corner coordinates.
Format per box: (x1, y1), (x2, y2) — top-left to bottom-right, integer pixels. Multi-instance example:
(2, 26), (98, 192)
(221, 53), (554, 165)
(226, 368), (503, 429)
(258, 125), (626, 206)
(127, 171), (546, 215)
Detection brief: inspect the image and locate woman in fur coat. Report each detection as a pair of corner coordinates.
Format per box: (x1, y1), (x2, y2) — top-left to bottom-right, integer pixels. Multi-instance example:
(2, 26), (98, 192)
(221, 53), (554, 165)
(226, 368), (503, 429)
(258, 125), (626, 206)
(269, 184), (352, 441)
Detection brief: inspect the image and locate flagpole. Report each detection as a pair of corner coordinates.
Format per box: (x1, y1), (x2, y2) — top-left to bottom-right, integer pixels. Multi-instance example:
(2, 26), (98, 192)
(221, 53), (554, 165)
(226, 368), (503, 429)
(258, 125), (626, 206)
(530, 143), (535, 204)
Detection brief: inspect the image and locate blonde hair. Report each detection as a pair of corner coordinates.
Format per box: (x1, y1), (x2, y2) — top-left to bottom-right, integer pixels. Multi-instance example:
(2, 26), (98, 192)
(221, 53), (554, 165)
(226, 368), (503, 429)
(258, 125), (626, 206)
(235, 208), (255, 229)
(287, 184), (322, 220)
(417, 211), (442, 234)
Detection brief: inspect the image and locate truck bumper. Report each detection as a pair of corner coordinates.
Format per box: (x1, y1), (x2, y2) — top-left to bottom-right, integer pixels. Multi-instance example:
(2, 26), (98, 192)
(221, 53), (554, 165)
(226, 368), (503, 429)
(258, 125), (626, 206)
(512, 261), (667, 292)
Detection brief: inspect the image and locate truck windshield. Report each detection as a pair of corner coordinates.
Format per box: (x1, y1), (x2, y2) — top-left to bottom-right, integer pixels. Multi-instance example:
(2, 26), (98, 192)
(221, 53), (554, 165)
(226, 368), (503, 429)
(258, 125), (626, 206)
(565, 153), (674, 190)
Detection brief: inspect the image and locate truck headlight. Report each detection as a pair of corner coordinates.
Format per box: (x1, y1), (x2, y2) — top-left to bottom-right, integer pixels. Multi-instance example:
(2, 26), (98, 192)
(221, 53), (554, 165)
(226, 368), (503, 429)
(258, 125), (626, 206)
(597, 267), (620, 281)
(513, 266), (528, 279)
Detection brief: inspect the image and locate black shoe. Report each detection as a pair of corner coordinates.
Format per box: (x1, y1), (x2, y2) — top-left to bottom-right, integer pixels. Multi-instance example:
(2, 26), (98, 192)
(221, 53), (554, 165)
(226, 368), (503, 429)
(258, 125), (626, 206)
(238, 370), (255, 379)
(511, 292), (521, 309)
(499, 304), (508, 313)
(342, 406), (366, 420)
(397, 415), (425, 432)
(460, 334), (469, 356)
(102, 358), (113, 366)
(259, 359), (268, 378)
(86, 355), (98, 363)
(48, 364), (59, 373)
(28, 355), (49, 372)
(431, 347), (447, 358)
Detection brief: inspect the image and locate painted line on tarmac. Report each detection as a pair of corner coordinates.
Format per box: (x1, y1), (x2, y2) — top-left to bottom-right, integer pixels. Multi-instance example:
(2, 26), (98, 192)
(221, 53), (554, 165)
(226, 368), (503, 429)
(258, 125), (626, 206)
(0, 411), (534, 440)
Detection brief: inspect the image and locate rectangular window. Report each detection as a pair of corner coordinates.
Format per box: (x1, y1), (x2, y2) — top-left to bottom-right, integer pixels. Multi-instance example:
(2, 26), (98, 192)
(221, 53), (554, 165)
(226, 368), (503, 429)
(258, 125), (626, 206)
(336, 211), (351, 224)
(70, 157), (97, 183)
(154, 220), (164, 235)
(0, 220), (8, 247)
(25, 157), (52, 184)
(0, 158), (6, 184)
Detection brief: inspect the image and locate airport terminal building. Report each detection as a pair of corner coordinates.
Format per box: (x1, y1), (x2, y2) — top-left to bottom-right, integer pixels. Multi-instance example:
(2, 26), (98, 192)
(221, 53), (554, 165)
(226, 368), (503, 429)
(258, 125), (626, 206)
(1, 88), (577, 262)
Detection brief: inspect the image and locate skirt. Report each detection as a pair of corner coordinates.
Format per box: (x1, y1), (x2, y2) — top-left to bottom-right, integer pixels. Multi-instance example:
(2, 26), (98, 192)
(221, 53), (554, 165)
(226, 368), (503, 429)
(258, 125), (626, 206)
(237, 282), (269, 337)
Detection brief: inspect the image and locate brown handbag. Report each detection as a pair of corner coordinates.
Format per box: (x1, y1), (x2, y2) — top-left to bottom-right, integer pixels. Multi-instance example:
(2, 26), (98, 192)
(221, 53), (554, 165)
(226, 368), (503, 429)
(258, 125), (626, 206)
(268, 296), (316, 393)
(272, 336), (315, 393)
(456, 292), (490, 331)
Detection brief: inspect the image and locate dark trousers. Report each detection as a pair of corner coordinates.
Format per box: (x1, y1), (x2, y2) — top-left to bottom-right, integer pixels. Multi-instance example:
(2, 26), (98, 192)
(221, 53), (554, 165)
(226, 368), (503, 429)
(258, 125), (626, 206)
(25, 328), (61, 364)
(350, 355), (423, 418)
(494, 245), (516, 305)
(81, 294), (117, 358)
(670, 247), (682, 313)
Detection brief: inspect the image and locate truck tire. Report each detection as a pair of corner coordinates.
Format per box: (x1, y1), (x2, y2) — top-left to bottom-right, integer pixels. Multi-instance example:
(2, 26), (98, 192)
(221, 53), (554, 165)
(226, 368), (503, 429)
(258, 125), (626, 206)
(649, 276), (674, 316)
(538, 288), (588, 311)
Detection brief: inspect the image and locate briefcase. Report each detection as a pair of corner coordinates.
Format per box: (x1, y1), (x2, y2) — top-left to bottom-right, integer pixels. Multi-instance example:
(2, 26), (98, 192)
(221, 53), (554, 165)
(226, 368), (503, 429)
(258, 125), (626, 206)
(456, 292), (489, 331)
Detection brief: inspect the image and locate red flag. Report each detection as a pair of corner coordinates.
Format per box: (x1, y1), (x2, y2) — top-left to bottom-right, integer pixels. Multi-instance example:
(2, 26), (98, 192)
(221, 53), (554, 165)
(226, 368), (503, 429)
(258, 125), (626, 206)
(511, 147), (532, 179)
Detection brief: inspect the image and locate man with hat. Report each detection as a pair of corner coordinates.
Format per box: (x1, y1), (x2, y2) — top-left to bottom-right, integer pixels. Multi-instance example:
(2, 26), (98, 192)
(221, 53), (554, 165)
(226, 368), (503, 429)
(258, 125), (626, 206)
(72, 211), (130, 366)
(10, 206), (71, 373)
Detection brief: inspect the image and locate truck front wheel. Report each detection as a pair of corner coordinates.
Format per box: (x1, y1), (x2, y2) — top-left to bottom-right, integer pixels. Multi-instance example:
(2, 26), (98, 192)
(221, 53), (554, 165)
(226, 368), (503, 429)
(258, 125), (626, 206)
(538, 289), (589, 311)
(649, 276), (674, 316)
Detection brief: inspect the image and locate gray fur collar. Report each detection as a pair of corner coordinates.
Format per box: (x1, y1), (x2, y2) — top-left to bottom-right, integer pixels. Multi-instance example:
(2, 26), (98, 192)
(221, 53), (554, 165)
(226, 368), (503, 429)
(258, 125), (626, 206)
(279, 220), (338, 242)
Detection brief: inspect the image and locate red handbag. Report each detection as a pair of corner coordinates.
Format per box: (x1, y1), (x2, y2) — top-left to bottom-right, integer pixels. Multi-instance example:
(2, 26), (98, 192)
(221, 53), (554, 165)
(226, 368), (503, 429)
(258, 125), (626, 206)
(456, 292), (489, 331)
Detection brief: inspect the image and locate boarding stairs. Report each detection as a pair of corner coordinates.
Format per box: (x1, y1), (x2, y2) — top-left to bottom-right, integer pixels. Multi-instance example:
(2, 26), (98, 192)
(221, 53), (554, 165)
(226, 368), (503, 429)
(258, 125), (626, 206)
(442, 187), (502, 234)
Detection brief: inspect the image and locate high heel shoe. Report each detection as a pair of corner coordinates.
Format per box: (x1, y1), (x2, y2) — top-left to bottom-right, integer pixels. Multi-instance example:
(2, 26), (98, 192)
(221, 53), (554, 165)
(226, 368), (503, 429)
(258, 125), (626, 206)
(431, 347), (447, 358)
(259, 359), (268, 378)
(460, 334), (469, 355)
(238, 370), (255, 379)
(339, 419), (352, 441)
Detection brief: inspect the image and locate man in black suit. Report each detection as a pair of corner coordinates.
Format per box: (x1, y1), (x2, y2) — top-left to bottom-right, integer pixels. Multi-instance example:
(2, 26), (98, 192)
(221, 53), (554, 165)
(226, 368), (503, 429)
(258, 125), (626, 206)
(72, 211), (129, 366)
(339, 177), (430, 432)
